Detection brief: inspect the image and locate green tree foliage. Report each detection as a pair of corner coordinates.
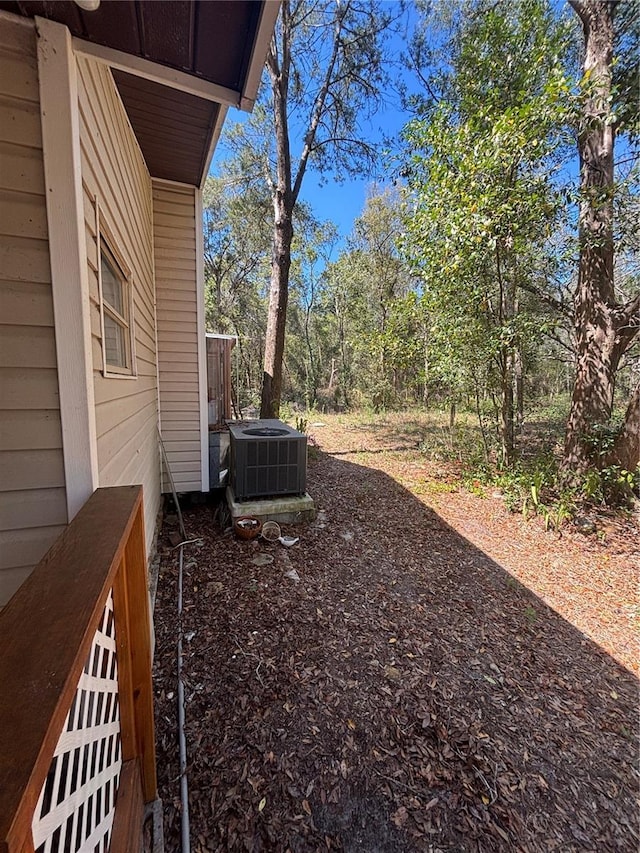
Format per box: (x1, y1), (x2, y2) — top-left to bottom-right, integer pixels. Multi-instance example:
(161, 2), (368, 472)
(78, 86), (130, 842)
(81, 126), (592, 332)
(610, 0), (640, 142)
(283, 218), (339, 410)
(322, 187), (425, 410)
(401, 0), (574, 464)
(203, 172), (340, 412)
(203, 0), (638, 499)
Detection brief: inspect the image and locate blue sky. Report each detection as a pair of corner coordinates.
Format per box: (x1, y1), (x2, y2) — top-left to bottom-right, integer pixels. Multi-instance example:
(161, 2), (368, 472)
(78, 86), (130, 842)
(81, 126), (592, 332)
(296, 84), (410, 247)
(218, 87), (410, 248)
(213, 8), (418, 251)
(215, 89), (410, 255)
(212, 107), (381, 249)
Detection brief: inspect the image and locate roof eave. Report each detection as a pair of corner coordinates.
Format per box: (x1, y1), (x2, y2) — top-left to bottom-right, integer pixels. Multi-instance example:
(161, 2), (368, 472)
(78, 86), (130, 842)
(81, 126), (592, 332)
(239, 0), (280, 111)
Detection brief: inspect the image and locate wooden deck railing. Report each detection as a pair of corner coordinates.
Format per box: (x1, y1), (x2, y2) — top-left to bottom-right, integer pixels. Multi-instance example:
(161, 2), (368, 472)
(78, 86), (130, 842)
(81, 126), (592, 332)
(0, 486), (157, 853)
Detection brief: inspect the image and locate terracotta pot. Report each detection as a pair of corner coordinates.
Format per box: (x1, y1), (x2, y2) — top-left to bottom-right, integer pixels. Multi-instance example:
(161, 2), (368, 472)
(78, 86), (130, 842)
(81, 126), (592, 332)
(234, 516), (262, 540)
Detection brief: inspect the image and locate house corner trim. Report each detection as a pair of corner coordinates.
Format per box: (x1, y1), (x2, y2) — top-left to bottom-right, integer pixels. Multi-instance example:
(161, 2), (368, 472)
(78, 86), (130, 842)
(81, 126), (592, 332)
(36, 16), (99, 520)
(195, 188), (210, 493)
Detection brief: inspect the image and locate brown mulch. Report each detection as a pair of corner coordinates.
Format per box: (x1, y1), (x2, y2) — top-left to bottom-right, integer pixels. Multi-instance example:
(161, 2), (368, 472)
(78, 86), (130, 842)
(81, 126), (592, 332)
(153, 416), (639, 852)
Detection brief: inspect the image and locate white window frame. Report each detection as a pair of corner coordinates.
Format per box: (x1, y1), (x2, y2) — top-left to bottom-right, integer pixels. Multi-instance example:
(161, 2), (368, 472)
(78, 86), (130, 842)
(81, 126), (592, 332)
(96, 207), (137, 378)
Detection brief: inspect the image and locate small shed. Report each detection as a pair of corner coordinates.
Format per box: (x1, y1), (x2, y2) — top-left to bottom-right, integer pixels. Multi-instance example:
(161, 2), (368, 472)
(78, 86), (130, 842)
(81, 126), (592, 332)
(206, 333), (236, 428)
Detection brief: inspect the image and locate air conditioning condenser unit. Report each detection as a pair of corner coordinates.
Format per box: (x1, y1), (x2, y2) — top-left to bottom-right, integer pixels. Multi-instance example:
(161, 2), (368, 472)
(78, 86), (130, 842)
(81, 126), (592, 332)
(228, 419), (307, 501)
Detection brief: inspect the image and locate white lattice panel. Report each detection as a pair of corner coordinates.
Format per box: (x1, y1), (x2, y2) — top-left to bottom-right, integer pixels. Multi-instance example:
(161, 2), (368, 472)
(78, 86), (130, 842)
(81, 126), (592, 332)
(32, 590), (122, 853)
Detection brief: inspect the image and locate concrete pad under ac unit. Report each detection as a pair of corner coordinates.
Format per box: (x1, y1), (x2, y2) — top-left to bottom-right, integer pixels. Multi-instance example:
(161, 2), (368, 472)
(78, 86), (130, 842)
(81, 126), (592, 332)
(226, 486), (316, 524)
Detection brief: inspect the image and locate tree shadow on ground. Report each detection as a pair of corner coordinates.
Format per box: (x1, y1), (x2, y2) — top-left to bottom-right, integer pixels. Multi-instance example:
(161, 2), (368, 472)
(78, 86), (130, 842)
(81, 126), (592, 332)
(153, 449), (638, 853)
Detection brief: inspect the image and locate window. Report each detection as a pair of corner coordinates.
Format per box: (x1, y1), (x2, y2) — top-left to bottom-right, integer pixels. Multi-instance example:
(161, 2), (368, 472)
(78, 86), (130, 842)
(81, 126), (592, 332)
(98, 239), (135, 376)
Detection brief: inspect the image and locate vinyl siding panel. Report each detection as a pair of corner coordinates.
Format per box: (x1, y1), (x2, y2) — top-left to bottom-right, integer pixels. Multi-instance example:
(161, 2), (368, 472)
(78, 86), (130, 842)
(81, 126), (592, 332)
(0, 139), (46, 194)
(1, 367), (60, 409)
(0, 324), (57, 367)
(0, 280), (55, 326)
(0, 449), (65, 491)
(153, 181), (202, 493)
(0, 524), (67, 570)
(0, 233), (52, 283)
(77, 56), (160, 556)
(0, 409), (62, 450)
(0, 487), (67, 530)
(0, 15), (66, 606)
(0, 93), (42, 148)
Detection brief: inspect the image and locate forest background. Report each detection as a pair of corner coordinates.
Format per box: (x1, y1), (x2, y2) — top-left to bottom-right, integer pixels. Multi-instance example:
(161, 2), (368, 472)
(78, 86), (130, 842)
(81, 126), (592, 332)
(202, 0), (639, 512)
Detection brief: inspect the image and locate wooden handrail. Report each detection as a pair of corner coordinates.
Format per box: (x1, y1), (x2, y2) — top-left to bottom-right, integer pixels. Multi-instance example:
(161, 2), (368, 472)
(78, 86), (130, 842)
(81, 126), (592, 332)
(0, 486), (157, 853)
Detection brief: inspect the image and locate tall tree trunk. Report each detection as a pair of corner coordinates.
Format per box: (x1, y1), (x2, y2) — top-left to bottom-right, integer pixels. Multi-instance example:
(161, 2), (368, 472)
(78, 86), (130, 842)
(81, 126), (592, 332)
(259, 0), (350, 419)
(260, 10), (294, 420)
(605, 384), (640, 472)
(514, 345), (524, 433)
(423, 325), (429, 406)
(340, 320), (350, 409)
(473, 375), (490, 462)
(328, 358), (337, 390)
(496, 245), (516, 466)
(500, 348), (515, 465)
(564, 1), (639, 473)
(261, 195), (293, 418)
(303, 287), (317, 408)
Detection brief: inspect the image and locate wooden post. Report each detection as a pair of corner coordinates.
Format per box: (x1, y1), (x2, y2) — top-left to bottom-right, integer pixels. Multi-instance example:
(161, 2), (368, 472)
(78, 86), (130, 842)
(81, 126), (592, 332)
(107, 761), (144, 852)
(122, 503), (157, 802)
(112, 555), (136, 764)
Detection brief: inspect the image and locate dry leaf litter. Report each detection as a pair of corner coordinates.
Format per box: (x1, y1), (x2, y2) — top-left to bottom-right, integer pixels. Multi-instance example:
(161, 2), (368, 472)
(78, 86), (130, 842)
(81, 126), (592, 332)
(154, 414), (638, 852)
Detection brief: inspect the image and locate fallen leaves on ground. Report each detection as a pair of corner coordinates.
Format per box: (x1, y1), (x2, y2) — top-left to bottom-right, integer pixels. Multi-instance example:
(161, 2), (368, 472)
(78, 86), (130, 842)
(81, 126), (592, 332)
(154, 413), (638, 852)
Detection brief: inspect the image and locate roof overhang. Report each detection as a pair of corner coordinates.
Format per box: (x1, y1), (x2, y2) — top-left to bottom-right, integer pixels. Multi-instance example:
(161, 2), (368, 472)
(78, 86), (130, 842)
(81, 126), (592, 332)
(1, 0), (280, 186)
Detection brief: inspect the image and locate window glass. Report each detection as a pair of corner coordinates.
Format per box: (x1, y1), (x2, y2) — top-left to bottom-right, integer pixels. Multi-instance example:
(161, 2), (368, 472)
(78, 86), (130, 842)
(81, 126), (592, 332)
(99, 238), (132, 374)
(101, 253), (123, 316)
(103, 313), (127, 368)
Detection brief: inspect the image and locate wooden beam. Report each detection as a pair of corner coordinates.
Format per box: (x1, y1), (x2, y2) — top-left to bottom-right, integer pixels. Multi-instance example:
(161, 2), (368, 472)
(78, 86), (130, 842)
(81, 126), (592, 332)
(199, 104), (227, 190)
(72, 36), (243, 107)
(112, 555), (136, 764)
(240, 1), (281, 111)
(122, 503), (157, 802)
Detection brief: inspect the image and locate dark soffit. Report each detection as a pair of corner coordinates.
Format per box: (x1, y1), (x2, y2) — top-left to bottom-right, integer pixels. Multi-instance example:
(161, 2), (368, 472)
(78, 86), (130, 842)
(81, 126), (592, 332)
(0, 0), (269, 185)
(112, 70), (220, 186)
(0, 1), (262, 93)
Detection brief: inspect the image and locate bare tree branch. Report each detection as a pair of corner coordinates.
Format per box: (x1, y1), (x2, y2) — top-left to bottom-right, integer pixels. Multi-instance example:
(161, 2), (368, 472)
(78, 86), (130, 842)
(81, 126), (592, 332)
(291, 2), (348, 203)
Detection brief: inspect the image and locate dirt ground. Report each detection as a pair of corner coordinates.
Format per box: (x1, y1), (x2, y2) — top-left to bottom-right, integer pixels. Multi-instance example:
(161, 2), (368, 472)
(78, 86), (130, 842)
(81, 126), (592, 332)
(153, 413), (639, 852)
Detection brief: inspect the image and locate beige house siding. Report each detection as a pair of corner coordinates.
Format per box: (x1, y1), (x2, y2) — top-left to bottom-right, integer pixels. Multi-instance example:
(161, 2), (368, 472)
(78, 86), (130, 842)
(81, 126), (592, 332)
(153, 181), (203, 492)
(77, 56), (160, 555)
(0, 15), (67, 606)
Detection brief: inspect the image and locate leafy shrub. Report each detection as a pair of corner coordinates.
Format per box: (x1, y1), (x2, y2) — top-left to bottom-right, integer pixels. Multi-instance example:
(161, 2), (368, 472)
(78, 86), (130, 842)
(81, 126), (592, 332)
(582, 422), (640, 505)
(581, 464), (639, 506)
(491, 456), (575, 530)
